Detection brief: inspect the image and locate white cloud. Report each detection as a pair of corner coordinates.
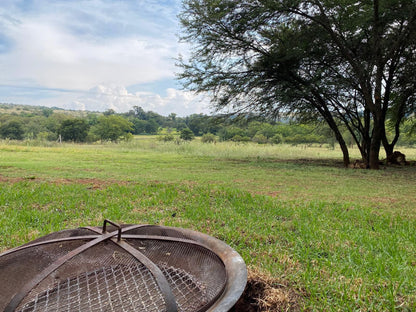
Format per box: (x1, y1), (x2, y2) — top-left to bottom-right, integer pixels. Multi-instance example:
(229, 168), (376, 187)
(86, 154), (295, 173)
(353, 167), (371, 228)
(133, 88), (212, 116)
(2, 14), (176, 89)
(67, 84), (211, 116)
(0, 0), (210, 116)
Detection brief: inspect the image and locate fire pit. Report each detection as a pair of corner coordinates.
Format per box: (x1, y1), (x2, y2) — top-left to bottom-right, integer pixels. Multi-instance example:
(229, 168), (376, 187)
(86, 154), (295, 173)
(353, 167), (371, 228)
(0, 220), (246, 312)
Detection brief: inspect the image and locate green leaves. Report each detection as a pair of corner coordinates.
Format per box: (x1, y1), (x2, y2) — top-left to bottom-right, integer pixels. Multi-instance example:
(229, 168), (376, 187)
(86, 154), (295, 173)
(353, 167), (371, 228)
(179, 128), (195, 141)
(59, 118), (90, 142)
(0, 120), (24, 140)
(90, 115), (133, 142)
(178, 0), (416, 168)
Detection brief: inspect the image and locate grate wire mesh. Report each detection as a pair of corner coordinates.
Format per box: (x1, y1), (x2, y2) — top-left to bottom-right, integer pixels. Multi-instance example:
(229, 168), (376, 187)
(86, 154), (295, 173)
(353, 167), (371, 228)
(1, 224), (236, 312)
(17, 264), (166, 312)
(17, 263), (216, 312)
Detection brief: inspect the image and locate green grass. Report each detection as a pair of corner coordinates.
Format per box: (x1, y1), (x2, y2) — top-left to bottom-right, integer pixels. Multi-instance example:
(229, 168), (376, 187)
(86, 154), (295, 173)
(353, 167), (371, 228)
(0, 139), (415, 311)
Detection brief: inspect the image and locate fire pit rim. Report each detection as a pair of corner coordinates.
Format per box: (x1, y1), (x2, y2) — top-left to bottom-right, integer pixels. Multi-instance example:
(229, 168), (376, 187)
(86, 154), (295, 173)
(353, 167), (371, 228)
(0, 222), (247, 312)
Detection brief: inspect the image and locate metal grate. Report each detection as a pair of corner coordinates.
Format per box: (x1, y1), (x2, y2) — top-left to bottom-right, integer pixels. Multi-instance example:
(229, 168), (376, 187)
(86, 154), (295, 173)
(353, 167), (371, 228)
(0, 221), (247, 312)
(17, 263), (211, 312)
(18, 264), (164, 312)
(162, 266), (209, 312)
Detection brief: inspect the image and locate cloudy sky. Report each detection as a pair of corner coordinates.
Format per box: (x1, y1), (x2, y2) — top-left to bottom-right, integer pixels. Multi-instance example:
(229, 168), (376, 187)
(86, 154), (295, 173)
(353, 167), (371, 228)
(0, 0), (211, 116)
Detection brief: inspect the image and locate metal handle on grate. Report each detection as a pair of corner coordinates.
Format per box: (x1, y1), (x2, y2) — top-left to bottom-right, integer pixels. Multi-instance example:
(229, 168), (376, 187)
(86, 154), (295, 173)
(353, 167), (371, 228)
(102, 219), (122, 241)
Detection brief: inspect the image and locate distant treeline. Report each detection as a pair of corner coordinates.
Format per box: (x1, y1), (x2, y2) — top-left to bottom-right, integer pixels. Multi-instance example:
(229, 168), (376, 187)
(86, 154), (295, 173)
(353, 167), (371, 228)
(0, 104), (415, 146)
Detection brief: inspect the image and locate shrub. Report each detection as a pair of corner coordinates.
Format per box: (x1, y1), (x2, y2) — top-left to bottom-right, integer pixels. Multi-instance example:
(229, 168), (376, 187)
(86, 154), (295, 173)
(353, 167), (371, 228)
(180, 128), (195, 141)
(59, 118), (90, 142)
(201, 133), (216, 143)
(37, 131), (57, 141)
(0, 120), (24, 140)
(122, 132), (134, 142)
(91, 115), (133, 142)
(252, 133), (268, 144)
(218, 126), (246, 141)
(231, 135), (250, 142)
(160, 134), (175, 142)
(271, 134), (284, 144)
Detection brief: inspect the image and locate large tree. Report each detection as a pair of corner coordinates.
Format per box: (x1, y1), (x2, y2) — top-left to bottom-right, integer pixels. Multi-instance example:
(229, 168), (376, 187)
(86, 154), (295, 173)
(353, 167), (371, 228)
(59, 118), (90, 142)
(179, 0), (416, 168)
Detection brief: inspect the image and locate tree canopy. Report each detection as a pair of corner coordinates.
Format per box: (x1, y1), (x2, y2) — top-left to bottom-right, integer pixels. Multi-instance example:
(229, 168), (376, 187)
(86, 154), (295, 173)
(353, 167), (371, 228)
(0, 120), (24, 140)
(179, 0), (416, 168)
(180, 128), (195, 140)
(60, 118), (90, 142)
(91, 115), (133, 142)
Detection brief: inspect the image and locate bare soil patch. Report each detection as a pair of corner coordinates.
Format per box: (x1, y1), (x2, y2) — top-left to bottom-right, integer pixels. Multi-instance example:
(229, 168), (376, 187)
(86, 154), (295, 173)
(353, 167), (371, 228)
(0, 175), (29, 183)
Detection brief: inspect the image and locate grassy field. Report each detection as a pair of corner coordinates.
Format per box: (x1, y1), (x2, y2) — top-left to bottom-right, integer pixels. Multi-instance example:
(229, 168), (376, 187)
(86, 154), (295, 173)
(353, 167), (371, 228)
(0, 138), (415, 311)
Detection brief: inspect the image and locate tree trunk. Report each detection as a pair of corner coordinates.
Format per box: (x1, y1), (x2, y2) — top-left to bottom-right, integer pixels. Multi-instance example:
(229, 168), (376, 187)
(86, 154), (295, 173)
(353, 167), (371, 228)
(382, 112), (403, 159)
(369, 141), (380, 169)
(383, 141), (394, 159)
(334, 131), (350, 167)
(369, 118), (383, 169)
(308, 90), (350, 167)
(358, 138), (370, 166)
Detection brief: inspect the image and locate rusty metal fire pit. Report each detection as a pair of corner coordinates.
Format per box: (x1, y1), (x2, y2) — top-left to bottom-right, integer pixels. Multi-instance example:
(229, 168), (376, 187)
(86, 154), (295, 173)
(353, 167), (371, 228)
(0, 220), (246, 312)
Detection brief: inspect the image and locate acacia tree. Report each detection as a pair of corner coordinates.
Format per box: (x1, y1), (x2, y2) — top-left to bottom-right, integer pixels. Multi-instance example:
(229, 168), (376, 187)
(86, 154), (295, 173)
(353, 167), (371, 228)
(179, 0), (416, 168)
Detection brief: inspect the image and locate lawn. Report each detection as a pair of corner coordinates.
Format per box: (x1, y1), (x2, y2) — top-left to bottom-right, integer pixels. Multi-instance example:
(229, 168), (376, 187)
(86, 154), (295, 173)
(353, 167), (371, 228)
(0, 139), (415, 311)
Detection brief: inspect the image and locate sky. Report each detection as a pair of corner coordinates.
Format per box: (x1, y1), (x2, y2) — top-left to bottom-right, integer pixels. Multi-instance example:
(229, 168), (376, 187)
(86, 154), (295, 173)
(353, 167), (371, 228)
(0, 0), (211, 116)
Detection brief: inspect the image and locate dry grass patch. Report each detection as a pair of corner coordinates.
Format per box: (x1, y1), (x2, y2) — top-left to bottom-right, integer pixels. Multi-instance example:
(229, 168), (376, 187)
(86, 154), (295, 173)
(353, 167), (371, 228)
(233, 269), (304, 312)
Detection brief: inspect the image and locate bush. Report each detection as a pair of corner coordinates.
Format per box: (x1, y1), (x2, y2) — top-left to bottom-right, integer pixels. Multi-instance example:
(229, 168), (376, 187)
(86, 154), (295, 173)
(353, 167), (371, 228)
(37, 131), (57, 141)
(91, 115), (133, 142)
(0, 120), (24, 140)
(218, 126), (246, 141)
(180, 128), (195, 141)
(159, 134), (175, 142)
(121, 133), (134, 142)
(252, 133), (268, 144)
(86, 132), (100, 143)
(231, 135), (250, 142)
(271, 134), (284, 144)
(201, 133), (216, 143)
(59, 118), (90, 142)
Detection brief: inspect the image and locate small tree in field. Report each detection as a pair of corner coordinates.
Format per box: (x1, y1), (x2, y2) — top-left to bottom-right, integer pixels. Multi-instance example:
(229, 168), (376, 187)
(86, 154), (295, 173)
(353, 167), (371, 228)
(180, 128), (195, 141)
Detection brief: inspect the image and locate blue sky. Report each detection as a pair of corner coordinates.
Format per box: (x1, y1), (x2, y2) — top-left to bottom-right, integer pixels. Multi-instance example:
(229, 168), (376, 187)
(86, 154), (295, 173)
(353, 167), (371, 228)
(0, 0), (210, 116)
